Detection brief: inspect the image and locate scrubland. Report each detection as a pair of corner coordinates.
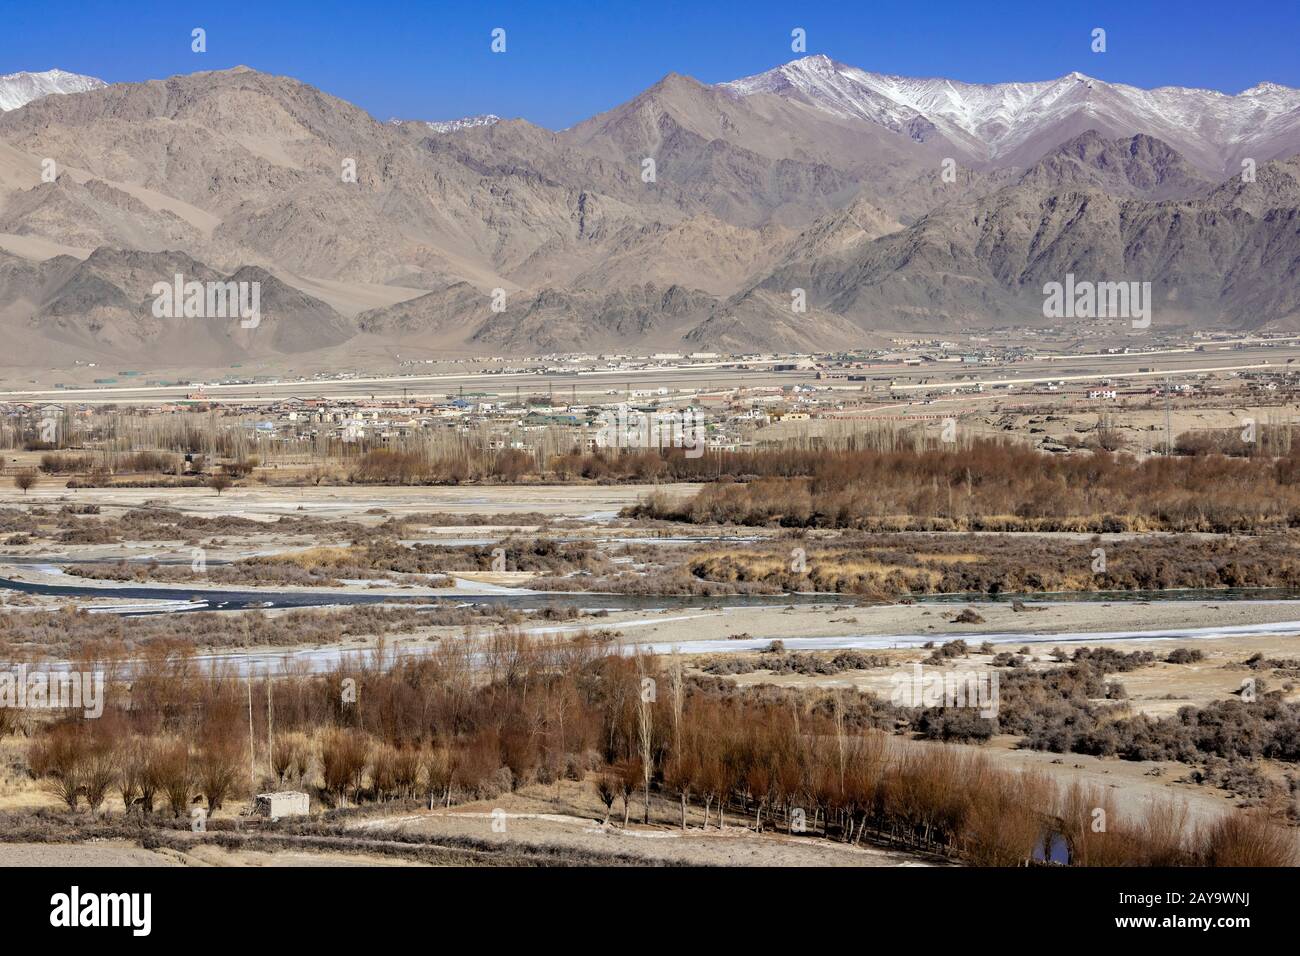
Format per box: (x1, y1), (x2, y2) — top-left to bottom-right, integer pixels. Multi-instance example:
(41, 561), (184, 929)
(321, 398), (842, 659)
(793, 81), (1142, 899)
(2, 631), (1295, 867)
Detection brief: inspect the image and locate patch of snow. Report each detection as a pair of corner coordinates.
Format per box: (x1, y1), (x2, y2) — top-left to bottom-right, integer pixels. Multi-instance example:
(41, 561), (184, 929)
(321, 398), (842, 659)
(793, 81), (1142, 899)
(721, 55), (1300, 164)
(389, 113), (501, 134)
(0, 68), (106, 111)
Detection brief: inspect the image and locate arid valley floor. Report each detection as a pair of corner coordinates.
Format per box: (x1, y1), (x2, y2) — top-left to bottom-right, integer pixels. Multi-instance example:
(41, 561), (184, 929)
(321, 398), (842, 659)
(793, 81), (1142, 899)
(3, 471), (1299, 867)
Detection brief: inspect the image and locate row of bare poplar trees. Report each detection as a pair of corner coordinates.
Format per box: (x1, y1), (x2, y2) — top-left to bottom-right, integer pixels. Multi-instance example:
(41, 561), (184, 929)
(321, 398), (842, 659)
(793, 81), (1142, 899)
(18, 631), (1297, 866)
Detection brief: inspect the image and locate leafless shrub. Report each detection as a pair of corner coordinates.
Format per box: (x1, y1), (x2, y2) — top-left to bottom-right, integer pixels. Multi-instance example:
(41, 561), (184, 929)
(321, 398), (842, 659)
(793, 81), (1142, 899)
(195, 733), (244, 814)
(13, 469), (37, 494)
(1197, 812), (1298, 866)
(272, 732), (311, 785)
(28, 724), (88, 810)
(153, 738), (194, 818)
(320, 729), (370, 805)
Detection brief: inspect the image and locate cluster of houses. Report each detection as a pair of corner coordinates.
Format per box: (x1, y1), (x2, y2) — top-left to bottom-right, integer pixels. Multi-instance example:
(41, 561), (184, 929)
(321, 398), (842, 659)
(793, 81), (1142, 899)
(12, 337), (1300, 457)
(250, 388), (841, 453)
(1, 386), (846, 457)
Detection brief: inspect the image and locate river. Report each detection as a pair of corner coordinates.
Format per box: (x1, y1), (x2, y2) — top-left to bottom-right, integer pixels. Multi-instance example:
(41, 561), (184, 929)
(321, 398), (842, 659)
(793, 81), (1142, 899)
(6, 573), (1300, 673)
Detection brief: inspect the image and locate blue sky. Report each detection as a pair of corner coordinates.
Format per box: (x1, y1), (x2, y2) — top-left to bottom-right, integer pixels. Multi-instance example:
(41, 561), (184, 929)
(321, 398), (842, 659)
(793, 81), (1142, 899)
(3, 0), (1297, 128)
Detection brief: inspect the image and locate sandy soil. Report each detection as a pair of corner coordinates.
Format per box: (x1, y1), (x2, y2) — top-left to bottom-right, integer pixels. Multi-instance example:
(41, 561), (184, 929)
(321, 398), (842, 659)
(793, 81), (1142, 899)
(349, 779), (940, 867)
(0, 840), (430, 867)
(608, 601), (1300, 720)
(169, 844), (428, 867)
(0, 482), (697, 520)
(592, 601), (1300, 651)
(0, 842), (179, 867)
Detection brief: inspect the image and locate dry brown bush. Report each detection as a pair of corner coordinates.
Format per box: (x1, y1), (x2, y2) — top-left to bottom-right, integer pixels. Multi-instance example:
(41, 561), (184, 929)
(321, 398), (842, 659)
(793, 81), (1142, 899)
(320, 728), (371, 804)
(152, 737), (194, 818)
(28, 723), (88, 811)
(272, 732), (311, 785)
(1197, 812), (1298, 866)
(627, 441), (1300, 534)
(195, 732), (245, 814)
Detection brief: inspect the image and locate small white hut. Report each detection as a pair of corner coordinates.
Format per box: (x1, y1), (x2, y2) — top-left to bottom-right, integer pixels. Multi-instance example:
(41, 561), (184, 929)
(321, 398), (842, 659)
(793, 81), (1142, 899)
(254, 790), (310, 821)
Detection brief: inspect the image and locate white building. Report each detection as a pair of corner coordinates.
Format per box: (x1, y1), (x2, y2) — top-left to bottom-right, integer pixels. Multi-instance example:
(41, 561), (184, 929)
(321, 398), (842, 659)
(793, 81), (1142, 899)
(254, 791), (310, 820)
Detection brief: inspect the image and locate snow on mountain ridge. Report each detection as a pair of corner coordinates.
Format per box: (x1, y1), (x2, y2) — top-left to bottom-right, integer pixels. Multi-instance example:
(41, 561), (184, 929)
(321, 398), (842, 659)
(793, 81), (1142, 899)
(389, 114), (501, 133)
(721, 55), (1300, 168)
(0, 68), (106, 111)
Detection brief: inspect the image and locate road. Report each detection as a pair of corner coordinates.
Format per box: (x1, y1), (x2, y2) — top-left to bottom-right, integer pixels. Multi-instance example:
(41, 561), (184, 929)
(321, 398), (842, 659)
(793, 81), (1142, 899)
(3, 345), (1298, 406)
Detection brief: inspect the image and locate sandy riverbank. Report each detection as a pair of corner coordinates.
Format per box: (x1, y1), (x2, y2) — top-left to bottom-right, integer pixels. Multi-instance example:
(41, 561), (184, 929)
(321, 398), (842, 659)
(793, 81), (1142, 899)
(0, 482), (699, 520)
(572, 600), (1300, 656)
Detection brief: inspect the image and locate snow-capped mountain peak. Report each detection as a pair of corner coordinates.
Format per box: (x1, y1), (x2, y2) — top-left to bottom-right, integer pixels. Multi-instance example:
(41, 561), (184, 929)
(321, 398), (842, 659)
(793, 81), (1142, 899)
(1244, 81), (1290, 95)
(720, 56), (1300, 171)
(0, 68), (106, 111)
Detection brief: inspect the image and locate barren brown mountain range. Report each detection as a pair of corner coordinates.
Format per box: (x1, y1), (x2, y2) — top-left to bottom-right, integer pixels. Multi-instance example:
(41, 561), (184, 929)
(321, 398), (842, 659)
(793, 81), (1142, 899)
(0, 58), (1297, 368)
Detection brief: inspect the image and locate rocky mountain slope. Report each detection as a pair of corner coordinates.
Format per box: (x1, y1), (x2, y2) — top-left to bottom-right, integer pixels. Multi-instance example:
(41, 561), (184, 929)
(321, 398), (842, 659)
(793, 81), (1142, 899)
(723, 55), (1300, 175)
(0, 58), (1294, 366)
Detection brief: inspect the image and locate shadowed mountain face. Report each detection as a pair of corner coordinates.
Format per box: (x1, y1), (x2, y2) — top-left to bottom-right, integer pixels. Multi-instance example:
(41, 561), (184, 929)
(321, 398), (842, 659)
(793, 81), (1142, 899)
(0, 247), (354, 366)
(0, 60), (1296, 364)
(748, 153), (1300, 335)
(1016, 131), (1214, 200)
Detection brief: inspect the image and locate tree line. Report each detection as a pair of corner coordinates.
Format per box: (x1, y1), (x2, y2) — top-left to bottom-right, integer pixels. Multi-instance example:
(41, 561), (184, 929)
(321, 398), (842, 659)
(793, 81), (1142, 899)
(13, 631), (1294, 867)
